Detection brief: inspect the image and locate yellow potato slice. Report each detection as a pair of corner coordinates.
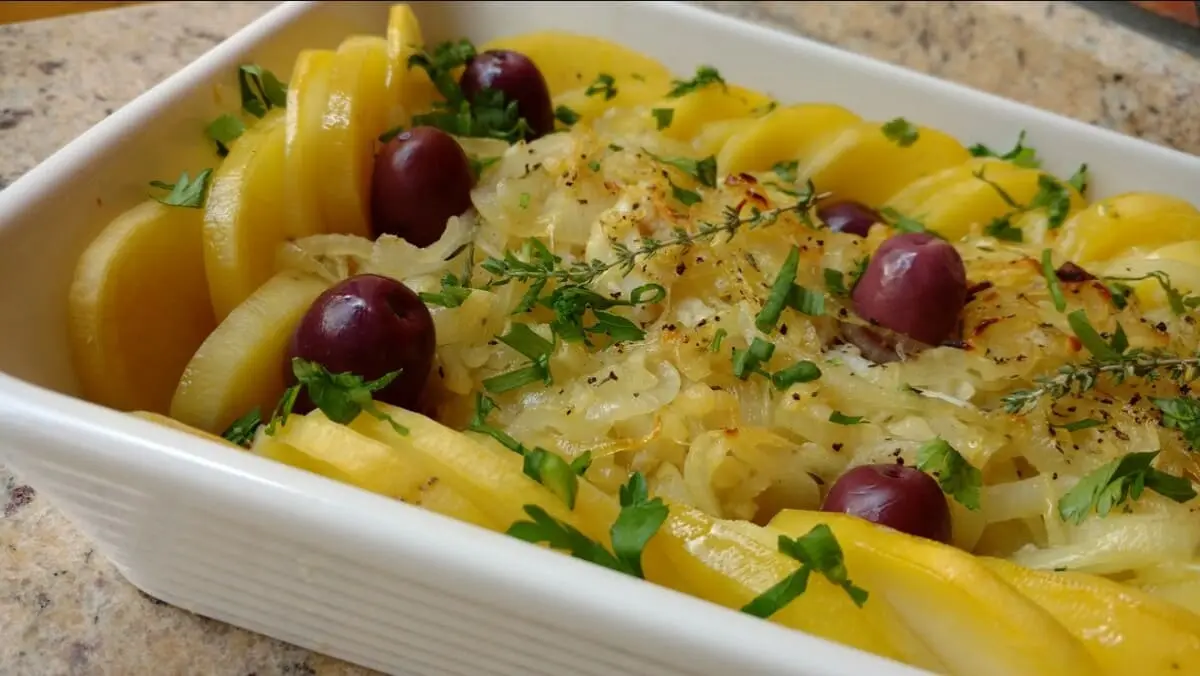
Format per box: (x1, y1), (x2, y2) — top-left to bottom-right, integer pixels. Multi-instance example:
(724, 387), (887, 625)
(551, 79), (668, 126)
(655, 84), (772, 144)
(909, 161), (1085, 242)
(692, 117), (756, 158)
(385, 4), (437, 124)
(645, 505), (943, 671)
(69, 200), (215, 414)
(885, 158), (1004, 217)
(769, 510), (1099, 676)
(314, 36), (391, 238)
(1103, 241), (1200, 313)
(799, 120), (970, 207)
(717, 103), (861, 176)
(480, 31), (673, 98)
(982, 557), (1200, 675)
(349, 404), (613, 543)
(1055, 192), (1200, 264)
(265, 412), (497, 530)
(284, 50), (336, 237)
(1127, 563), (1200, 616)
(170, 271), (327, 434)
(202, 109), (288, 321)
(128, 411), (240, 449)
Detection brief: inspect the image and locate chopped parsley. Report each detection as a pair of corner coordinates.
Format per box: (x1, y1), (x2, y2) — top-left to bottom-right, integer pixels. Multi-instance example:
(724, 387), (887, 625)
(408, 39), (532, 143)
(984, 218), (1024, 242)
(823, 268), (849, 296)
(507, 472), (668, 578)
(482, 324), (555, 394)
(418, 272), (473, 308)
(651, 108), (674, 130)
(585, 73), (618, 101)
(771, 160), (799, 184)
(1152, 397), (1200, 451)
(221, 407), (262, 447)
(881, 117), (919, 147)
(732, 337), (776, 380)
(879, 206), (928, 234)
(149, 169), (213, 209)
(1041, 249), (1067, 312)
(238, 64), (287, 118)
(669, 180), (703, 207)
(519, 192), (531, 209)
(666, 65), (726, 98)
(755, 245), (825, 333)
(1058, 450), (1196, 524)
(1067, 164), (1090, 195)
(741, 523), (868, 618)
(967, 130), (1041, 169)
(1067, 310), (1128, 361)
(643, 150), (718, 187)
(915, 437), (982, 510)
(1102, 270), (1200, 316)
(829, 411), (865, 426)
(260, 359), (408, 436)
(204, 114), (245, 157)
(554, 104), (580, 126)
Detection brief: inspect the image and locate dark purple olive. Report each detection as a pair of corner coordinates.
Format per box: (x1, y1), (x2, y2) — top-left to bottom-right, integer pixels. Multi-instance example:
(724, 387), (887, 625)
(286, 274), (436, 412)
(822, 464), (952, 543)
(851, 232), (967, 347)
(371, 126), (474, 247)
(817, 200), (883, 237)
(459, 49), (554, 139)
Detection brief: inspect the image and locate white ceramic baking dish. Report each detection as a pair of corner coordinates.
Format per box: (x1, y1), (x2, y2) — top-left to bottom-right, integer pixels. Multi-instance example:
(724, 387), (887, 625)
(2, 2), (1198, 674)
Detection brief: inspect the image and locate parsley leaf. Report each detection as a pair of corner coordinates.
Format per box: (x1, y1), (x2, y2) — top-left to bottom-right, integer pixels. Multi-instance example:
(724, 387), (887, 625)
(554, 105), (580, 126)
(666, 65), (725, 98)
(915, 437), (982, 510)
(149, 169), (213, 209)
(523, 448), (580, 509)
(829, 411), (865, 425)
(879, 206), (928, 234)
(967, 130), (1041, 168)
(418, 272), (473, 308)
(238, 64), (288, 118)
(984, 216), (1023, 242)
(669, 180), (702, 207)
(585, 73), (618, 101)
(289, 358), (409, 435)
(1058, 450), (1197, 524)
(1041, 248), (1067, 312)
(204, 114), (245, 157)
(483, 324), (554, 394)
(466, 393), (523, 452)
(408, 40), (533, 144)
(506, 472), (668, 579)
(772, 160), (799, 184)
(221, 407), (262, 447)
(881, 117), (919, 147)
(823, 268), (849, 296)
(1027, 175), (1072, 230)
(1067, 164), (1090, 196)
(1152, 397), (1200, 451)
(742, 523), (868, 618)
(643, 150), (717, 187)
(651, 108), (674, 130)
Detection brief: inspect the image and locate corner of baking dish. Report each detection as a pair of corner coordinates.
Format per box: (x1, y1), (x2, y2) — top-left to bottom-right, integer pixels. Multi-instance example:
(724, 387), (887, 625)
(0, 1), (1195, 674)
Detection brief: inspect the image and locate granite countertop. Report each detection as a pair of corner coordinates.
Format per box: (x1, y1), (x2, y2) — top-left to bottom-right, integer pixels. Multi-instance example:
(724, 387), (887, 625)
(1, 1), (1198, 674)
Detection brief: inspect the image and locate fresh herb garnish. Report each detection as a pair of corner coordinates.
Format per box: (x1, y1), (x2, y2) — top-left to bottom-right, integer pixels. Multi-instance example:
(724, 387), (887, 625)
(1041, 249), (1067, 312)
(771, 361), (822, 390)
(1068, 309), (1127, 361)
(483, 324), (555, 394)
(915, 437), (982, 510)
(238, 64), (287, 118)
(643, 150), (718, 188)
(1152, 397), (1200, 450)
(973, 167), (1071, 234)
(756, 246), (824, 333)
(709, 328), (728, 353)
(1058, 450), (1196, 524)
(651, 108), (674, 130)
(824, 268), (849, 296)
(290, 358), (408, 434)
(554, 105), (580, 127)
(984, 218), (1024, 242)
(967, 130), (1041, 168)
(733, 337), (775, 380)
(772, 160), (799, 184)
(408, 40), (532, 143)
(221, 407), (262, 447)
(585, 73), (618, 101)
(741, 523), (868, 618)
(666, 65), (726, 98)
(881, 117), (919, 147)
(1067, 164), (1089, 195)
(204, 114), (245, 157)
(669, 181), (702, 207)
(1101, 270), (1200, 316)
(879, 206), (928, 234)
(149, 169), (213, 209)
(418, 272), (473, 308)
(507, 472), (668, 579)
(829, 411), (865, 426)
(519, 192), (532, 209)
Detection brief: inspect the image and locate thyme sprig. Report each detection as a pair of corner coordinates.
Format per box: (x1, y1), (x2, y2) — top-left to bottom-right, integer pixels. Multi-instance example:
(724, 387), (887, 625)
(480, 182), (822, 289)
(1002, 349), (1200, 414)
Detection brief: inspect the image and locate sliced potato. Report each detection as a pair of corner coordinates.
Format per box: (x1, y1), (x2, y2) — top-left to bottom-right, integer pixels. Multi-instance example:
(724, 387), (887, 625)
(314, 36), (391, 238)
(885, 158), (1004, 217)
(983, 556), (1200, 675)
(69, 200), (215, 414)
(800, 121), (970, 208)
(284, 50), (337, 237)
(385, 3), (437, 124)
(717, 103), (860, 176)
(1103, 241), (1200, 313)
(170, 271), (327, 434)
(655, 84), (772, 144)
(480, 31), (673, 98)
(769, 510), (1099, 676)
(1055, 192), (1200, 264)
(202, 109), (289, 321)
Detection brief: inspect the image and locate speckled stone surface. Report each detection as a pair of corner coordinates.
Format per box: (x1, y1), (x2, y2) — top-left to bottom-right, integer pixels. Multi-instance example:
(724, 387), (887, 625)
(1, 1), (1198, 674)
